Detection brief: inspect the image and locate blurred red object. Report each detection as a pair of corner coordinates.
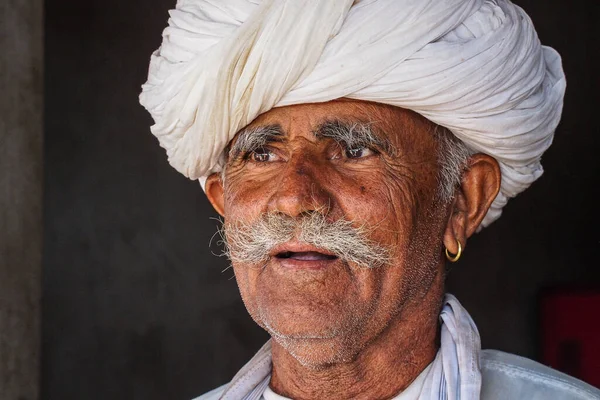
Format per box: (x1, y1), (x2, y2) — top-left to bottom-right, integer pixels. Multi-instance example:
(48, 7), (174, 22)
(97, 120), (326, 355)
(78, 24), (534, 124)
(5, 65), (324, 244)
(540, 288), (600, 387)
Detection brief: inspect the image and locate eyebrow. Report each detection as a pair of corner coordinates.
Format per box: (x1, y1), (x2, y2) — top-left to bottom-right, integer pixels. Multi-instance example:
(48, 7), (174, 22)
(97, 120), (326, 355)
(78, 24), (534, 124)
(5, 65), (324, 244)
(315, 120), (393, 154)
(228, 124), (284, 160)
(227, 119), (394, 161)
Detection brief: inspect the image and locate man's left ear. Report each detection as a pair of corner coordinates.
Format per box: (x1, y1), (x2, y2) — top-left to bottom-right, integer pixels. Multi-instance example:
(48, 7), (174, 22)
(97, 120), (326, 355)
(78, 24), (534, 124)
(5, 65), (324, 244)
(443, 154), (501, 254)
(205, 173), (226, 217)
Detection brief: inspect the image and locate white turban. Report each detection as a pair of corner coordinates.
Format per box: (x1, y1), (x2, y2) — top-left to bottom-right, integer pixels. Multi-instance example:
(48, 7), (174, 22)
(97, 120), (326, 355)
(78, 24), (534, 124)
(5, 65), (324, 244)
(139, 0), (565, 228)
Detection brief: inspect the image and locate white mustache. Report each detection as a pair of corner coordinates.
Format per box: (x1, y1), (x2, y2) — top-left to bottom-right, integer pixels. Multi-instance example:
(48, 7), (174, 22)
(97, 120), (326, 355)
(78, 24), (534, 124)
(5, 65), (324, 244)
(222, 212), (390, 269)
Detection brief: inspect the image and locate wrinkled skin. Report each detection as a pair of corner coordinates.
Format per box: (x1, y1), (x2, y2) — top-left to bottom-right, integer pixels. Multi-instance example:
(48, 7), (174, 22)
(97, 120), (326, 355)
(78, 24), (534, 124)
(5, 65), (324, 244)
(206, 99), (500, 399)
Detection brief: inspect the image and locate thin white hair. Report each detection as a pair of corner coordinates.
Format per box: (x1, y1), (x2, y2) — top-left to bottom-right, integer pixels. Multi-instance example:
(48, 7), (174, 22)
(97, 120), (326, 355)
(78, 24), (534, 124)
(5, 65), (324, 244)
(432, 125), (474, 203)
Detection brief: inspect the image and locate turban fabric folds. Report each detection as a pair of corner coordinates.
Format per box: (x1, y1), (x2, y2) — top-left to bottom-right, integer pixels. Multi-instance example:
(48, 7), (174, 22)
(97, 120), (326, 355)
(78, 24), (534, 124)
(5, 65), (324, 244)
(139, 0), (566, 228)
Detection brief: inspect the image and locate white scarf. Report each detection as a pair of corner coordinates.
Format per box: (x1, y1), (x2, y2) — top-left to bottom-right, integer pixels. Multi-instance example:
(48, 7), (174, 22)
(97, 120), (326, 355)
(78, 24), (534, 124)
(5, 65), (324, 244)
(219, 294), (482, 400)
(139, 0), (565, 229)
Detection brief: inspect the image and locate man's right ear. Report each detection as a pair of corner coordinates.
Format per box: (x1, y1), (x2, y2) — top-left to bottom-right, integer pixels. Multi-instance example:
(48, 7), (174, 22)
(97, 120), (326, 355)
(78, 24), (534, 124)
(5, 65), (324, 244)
(205, 173), (225, 217)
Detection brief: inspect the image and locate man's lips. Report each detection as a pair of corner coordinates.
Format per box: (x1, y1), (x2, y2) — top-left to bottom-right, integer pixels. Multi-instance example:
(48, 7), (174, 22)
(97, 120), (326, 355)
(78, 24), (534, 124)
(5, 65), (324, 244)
(270, 243), (338, 267)
(276, 251), (337, 261)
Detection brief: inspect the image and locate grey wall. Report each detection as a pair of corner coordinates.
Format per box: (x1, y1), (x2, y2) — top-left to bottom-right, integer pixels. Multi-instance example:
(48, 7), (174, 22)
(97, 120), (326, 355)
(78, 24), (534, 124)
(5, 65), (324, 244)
(43, 1), (599, 399)
(1, 1), (43, 399)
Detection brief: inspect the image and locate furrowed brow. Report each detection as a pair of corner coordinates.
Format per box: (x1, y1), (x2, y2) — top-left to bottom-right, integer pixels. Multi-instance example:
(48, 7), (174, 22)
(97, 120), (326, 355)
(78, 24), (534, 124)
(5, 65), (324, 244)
(228, 124), (284, 160)
(314, 120), (393, 154)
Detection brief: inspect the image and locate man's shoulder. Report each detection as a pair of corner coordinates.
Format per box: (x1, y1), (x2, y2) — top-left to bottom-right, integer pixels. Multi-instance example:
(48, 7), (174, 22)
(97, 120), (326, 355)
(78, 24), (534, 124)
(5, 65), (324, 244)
(481, 349), (600, 400)
(191, 384), (227, 400)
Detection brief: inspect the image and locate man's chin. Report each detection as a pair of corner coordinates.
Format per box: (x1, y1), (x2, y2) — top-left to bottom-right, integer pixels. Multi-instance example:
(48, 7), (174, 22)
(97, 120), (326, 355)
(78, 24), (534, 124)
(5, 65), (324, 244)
(255, 305), (356, 340)
(252, 312), (364, 368)
(262, 317), (339, 340)
(270, 333), (361, 370)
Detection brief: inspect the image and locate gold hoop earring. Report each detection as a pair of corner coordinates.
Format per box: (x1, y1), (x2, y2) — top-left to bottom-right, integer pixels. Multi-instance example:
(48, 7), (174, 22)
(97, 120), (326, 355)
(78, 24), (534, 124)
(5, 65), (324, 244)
(445, 239), (462, 262)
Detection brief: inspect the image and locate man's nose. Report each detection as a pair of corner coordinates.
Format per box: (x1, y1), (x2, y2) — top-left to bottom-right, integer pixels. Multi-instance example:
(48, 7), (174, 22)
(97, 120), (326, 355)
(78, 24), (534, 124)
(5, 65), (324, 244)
(267, 158), (332, 217)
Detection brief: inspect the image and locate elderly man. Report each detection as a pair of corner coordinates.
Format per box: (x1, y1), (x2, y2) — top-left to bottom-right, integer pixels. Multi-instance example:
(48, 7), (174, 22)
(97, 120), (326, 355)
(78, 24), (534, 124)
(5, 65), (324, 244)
(140, 0), (600, 399)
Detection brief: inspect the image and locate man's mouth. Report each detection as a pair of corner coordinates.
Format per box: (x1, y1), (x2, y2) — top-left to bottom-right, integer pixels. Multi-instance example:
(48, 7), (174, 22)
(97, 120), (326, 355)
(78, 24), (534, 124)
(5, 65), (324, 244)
(275, 251), (338, 261)
(270, 243), (339, 269)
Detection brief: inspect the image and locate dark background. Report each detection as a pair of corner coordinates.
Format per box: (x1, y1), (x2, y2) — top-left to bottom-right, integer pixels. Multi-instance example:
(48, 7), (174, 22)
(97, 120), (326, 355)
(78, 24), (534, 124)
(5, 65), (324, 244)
(43, 1), (599, 399)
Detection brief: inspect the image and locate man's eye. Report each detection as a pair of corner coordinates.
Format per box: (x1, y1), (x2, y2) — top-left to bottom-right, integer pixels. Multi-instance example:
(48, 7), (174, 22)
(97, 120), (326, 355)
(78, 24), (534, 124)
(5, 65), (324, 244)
(250, 147), (277, 162)
(345, 147), (375, 159)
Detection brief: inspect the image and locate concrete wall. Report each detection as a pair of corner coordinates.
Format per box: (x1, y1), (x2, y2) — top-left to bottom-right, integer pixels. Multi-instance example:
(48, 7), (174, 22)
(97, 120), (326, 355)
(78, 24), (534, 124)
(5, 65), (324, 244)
(42, 0), (599, 399)
(0, 1), (43, 399)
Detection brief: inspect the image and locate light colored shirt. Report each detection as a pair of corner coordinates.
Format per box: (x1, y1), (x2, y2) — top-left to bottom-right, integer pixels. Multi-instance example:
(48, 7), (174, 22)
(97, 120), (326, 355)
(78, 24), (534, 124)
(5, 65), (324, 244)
(196, 350), (600, 400)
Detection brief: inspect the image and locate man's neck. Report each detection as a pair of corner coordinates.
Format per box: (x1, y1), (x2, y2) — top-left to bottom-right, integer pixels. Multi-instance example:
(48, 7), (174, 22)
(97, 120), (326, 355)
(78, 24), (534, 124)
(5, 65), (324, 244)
(269, 291), (442, 400)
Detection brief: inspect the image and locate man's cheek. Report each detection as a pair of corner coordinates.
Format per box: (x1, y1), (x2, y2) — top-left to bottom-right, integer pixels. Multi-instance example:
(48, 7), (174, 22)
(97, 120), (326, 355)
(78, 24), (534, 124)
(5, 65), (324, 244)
(224, 199), (266, 223)
(233, 264), (252, 300)
(354, 187), (407, 244)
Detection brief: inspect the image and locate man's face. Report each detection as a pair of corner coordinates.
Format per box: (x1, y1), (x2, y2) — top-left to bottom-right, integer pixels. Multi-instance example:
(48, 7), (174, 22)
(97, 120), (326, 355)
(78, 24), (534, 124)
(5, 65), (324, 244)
(219, 99), (450, 367)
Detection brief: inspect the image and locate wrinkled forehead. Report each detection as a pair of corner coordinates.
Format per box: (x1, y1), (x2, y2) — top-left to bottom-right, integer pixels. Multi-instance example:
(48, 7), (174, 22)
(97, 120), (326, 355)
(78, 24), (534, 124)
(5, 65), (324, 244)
(227, 99), (440, 152)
